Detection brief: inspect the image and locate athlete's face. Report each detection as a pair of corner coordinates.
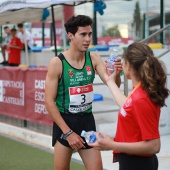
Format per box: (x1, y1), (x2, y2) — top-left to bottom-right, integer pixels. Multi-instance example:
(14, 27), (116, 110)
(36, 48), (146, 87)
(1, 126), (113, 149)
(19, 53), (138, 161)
(69, 25), (92, 52)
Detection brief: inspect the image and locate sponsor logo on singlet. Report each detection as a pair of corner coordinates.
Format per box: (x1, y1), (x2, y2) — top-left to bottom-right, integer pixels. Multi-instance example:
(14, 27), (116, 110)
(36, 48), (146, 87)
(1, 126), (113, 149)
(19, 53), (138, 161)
(86, 66), (92, 75)
(68, 69), (74, 78)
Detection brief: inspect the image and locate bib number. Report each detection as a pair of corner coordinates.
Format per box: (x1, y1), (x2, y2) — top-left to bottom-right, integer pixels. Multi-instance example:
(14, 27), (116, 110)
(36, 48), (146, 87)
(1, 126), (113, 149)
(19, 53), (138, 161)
(81, 94), (86, 104)
(69, 84), (93, 113)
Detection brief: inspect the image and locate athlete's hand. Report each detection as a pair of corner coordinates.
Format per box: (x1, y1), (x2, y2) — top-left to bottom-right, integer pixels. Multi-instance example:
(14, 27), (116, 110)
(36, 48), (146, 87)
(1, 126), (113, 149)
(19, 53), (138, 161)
(67, 132), (86, 150)
(114, 57), (123, 75)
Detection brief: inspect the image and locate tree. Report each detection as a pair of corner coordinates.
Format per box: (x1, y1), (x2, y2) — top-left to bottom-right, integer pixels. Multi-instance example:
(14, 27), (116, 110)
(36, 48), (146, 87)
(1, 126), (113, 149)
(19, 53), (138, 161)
(102, 25), (121, 37)
(133, 1), (141, 40)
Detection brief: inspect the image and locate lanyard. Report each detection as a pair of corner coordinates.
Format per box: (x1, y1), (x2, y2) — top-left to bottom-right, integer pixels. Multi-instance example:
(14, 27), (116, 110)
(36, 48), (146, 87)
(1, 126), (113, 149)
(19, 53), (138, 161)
(126, 82), (141, 101)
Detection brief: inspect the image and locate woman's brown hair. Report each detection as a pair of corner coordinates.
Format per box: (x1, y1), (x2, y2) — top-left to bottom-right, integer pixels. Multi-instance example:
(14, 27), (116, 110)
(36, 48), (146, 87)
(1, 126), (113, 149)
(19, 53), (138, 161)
(123, 42), (169, 107)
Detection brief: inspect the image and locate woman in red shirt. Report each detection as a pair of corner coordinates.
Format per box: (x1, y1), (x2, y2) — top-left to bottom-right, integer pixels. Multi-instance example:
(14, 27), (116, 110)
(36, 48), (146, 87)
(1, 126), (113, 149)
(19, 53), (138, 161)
(89, 42), (169, 170)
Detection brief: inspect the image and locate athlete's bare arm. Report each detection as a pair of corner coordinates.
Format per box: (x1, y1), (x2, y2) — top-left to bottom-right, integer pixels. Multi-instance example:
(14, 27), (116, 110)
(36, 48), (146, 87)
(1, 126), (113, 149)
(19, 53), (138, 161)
(45, 57), (70, 133)
(90, 52), (122, 87)
(45, 57), (85, 150)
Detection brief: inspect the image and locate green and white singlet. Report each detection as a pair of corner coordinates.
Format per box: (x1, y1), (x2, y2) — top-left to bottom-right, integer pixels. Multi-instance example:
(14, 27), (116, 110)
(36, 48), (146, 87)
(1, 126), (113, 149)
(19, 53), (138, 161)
(55, 51), (95, 114)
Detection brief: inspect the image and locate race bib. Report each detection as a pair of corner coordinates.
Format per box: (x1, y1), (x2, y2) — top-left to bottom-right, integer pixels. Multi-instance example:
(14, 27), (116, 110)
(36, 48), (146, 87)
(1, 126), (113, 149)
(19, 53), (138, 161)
(69, 84), (93, 113)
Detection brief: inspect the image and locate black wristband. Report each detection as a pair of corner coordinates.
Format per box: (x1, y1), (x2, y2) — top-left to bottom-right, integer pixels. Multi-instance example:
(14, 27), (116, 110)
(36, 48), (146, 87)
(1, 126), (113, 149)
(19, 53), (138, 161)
(61, 130), (73, 140)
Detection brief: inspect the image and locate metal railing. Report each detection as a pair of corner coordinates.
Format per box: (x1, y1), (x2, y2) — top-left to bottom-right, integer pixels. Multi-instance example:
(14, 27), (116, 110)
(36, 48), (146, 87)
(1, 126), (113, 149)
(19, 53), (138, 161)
(140, 23), (170, 43)
(124, 23), (170, 96)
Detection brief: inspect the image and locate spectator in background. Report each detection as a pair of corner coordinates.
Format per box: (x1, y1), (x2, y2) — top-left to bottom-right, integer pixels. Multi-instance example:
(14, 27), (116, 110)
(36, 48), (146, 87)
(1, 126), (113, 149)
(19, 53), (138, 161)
(17, 23), (33, 51)
(0, 26), (11, 65)
(7, 28), (24, 66)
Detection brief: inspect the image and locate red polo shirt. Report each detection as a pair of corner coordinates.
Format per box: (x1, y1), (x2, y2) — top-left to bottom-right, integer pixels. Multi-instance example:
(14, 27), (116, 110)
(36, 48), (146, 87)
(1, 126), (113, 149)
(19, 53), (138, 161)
(8, 37), (23, 64)
(114, 86), (160, 156)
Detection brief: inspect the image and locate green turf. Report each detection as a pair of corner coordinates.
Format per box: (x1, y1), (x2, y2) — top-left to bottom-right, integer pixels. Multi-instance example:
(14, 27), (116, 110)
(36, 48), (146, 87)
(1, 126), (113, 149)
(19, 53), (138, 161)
(0, 135), (86, 170)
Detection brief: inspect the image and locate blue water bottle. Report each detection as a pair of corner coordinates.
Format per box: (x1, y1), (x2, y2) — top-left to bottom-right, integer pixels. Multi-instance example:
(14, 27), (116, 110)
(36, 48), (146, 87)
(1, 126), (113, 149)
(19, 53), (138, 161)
(81, 130), (97, 143)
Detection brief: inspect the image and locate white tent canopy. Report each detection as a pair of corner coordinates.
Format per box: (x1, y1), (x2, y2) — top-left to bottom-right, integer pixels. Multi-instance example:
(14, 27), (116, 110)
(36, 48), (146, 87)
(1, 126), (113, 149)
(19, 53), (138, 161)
(0, 0), (94, 25)
(0, 0), (93, 12)
(0, 6), (64, 25)
(0, 0), (51, 13)
(0, 0), (131, 25)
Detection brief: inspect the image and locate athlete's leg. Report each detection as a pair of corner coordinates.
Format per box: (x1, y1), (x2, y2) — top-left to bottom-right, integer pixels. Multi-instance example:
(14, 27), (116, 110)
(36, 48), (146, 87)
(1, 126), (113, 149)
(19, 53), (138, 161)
(78, 148), (102, 170)
(54, 141), (73, 170)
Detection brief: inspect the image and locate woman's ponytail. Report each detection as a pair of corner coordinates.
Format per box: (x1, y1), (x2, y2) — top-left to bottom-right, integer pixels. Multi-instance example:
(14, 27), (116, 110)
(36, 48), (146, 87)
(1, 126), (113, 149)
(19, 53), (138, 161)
(123, 42), (169, 106)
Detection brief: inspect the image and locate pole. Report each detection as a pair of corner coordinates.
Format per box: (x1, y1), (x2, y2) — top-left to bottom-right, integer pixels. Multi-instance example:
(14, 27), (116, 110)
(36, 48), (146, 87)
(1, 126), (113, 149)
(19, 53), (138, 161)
(23, 25), (29, 65)
(42, 22), (45, 46)
(51, 5), (57, 56)
(0, 26), (2, 43)
(50, 22), (53, 46)
(144, 0), (149, 39)
(160, 0), (164, 44)
(92, 3), (97, 45)
(143, 13), (146, 39)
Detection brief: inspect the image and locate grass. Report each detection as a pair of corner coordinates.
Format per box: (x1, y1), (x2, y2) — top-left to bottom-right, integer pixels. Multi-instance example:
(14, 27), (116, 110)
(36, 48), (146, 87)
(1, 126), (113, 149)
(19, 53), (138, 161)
(0, 135), (86, 170)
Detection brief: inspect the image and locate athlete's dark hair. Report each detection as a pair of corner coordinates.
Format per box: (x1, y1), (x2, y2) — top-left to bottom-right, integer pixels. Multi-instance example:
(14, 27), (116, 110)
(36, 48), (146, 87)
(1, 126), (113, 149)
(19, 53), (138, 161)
(64, 15), (93, 35)
(123, 42), (169, 107)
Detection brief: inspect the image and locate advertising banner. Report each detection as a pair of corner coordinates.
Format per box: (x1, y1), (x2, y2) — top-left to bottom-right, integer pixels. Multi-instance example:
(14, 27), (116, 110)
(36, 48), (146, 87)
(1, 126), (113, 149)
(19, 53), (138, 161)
(97, 37), (134, 45)
(0, 67), (53, 126)
(0, 67), (25, 119)
(25, 67), (52, 125)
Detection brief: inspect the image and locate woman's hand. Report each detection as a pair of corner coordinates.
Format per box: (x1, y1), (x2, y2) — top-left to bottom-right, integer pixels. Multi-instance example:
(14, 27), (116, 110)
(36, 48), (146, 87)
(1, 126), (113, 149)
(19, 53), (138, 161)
(89, 133), (161, 155)
(88, 132), (114, 150)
